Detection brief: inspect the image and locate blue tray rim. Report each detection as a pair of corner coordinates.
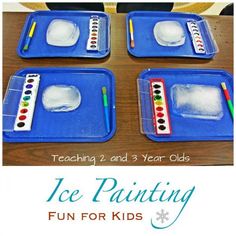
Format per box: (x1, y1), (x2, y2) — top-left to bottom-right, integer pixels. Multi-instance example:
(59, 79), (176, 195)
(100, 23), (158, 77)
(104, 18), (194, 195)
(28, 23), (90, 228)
(146, 134), (233, 142)
(17, 10), (111, 59)
(3, 67), (116, 143)
(138, 67), (234, 142)
(138, 68), (234, 80)
(126, 11), (214, 59)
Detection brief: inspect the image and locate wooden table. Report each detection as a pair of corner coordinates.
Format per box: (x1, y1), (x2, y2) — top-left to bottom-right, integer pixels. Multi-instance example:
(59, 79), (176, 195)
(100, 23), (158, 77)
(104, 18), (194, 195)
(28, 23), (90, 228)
(3, 13), (233, 166)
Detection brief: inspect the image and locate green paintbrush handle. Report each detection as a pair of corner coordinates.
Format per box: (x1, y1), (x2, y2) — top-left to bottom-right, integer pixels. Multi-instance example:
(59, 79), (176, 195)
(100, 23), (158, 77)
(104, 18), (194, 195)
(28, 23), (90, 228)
(227, 100), (234, 118)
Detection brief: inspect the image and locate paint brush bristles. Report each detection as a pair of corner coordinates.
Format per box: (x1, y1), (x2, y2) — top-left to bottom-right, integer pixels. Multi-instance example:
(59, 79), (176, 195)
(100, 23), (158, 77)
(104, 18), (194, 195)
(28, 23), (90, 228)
(102, 86), (107, 95)
(221, 82), (226, 90)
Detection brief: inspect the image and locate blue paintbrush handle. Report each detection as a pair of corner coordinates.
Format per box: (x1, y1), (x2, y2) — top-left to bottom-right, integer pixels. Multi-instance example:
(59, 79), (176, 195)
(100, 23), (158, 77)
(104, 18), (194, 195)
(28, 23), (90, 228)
(104, 107), (110, 133)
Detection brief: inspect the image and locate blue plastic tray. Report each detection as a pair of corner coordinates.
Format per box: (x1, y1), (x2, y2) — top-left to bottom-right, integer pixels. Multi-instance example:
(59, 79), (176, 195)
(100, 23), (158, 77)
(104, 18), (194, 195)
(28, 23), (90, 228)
(17, 11), (110, 58)
(127, 11), (217, 58)
(3, 67), (116, 142)
(139, 68), (233, 142)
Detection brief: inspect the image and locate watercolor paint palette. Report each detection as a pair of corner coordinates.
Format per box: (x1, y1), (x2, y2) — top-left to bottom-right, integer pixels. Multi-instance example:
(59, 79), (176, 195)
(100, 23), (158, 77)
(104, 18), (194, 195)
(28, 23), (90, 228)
(86, 15), (101, 51)
(14, 73), (40, 131)
(187, 21), (205, 54)
(17, 11), (110, 58)
(149, 79), (172, 135)
(3, 68), (116, 142)
(137, 68), (233, 142)
(126, 11), (218, 58)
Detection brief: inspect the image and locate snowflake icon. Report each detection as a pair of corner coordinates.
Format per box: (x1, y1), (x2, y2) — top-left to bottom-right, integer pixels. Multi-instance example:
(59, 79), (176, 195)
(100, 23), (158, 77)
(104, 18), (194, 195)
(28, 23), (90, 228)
(156, 209), (169, 223)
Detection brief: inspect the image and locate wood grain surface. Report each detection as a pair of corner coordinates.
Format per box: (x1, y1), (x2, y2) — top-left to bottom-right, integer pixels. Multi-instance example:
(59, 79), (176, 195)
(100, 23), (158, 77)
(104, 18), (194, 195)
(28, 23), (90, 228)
(2, 13), (233, 166)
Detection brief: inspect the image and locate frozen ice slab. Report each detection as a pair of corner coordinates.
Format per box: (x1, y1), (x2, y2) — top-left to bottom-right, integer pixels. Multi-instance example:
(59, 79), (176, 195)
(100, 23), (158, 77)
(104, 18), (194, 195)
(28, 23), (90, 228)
(153, 21), (185, 47)
(42, 85), (81, 112)
(46, 19), (80, 47)
(171, 84), (223, 120)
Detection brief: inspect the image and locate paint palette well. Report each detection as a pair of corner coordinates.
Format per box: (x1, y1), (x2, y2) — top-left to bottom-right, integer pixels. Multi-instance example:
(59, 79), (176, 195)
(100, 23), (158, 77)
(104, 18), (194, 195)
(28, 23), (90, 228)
(126, 11), (218, 58)
(3, 68), (116, 142)
(17, 11), (110, 58)
(138, 68), (233, 142)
